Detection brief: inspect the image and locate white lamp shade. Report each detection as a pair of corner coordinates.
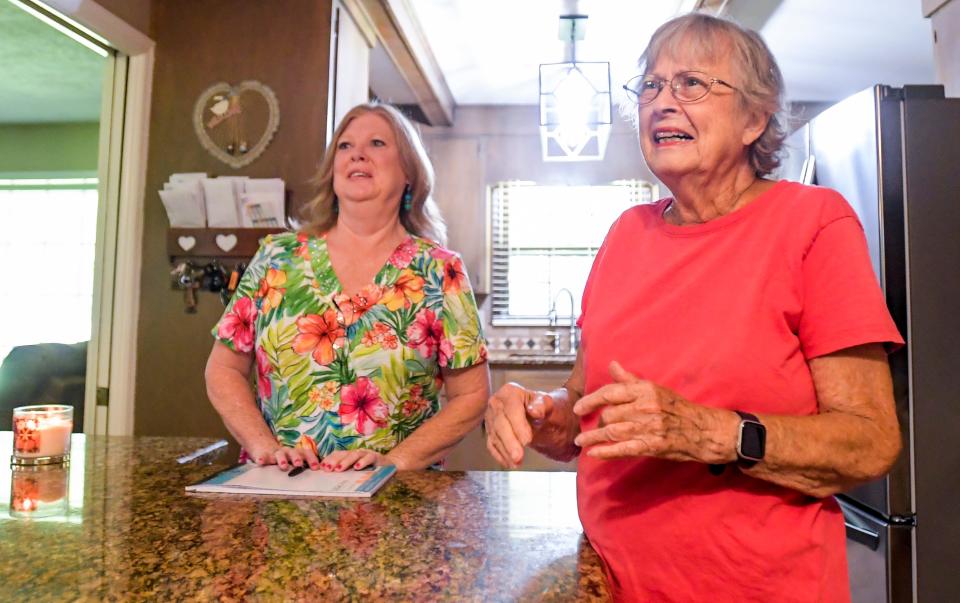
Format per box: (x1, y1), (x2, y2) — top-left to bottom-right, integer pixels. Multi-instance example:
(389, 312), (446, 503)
(539, 61), (612, 161)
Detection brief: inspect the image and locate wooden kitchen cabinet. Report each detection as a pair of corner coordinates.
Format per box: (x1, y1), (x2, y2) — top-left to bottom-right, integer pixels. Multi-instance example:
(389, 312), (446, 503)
(493, 367), (569, 391)
(426, 137), (489, 294)
(444, 366), (577, 472)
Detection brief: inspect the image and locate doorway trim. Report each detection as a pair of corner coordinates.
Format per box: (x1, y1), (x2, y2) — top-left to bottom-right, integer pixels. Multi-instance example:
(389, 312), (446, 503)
(106, 46), (151, 436)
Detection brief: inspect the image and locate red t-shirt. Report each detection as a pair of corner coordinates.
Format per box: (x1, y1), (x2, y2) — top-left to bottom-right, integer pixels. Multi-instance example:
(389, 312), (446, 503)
(576, 181), (903, 602)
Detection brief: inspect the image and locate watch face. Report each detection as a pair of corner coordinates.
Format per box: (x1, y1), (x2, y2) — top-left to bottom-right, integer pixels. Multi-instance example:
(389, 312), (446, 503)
(738, 420), (766, 462)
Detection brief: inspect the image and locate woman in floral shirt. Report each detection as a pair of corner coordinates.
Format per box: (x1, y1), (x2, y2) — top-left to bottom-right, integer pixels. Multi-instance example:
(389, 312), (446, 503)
(206, 103), (489, 472)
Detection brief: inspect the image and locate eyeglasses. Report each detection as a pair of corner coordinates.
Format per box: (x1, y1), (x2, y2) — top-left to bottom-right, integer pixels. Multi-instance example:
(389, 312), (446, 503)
(622, 71), (737, 105)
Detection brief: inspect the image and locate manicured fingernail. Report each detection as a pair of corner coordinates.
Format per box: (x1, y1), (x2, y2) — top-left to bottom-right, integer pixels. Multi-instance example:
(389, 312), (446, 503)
(574, 436), (582, 446)
(354, 463), (361, 469)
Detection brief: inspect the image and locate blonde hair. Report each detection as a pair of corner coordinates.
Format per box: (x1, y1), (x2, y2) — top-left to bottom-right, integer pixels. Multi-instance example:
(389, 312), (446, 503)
(635, 13), (787, 176)
(300, 102), (447, 244)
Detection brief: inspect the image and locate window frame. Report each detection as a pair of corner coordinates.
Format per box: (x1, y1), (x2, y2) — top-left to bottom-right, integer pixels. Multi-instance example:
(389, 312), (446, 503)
(488, 179), (658, 327)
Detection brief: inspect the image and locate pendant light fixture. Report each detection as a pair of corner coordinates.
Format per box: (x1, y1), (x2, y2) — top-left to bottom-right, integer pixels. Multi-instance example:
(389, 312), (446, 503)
(538, 14), (612, 161)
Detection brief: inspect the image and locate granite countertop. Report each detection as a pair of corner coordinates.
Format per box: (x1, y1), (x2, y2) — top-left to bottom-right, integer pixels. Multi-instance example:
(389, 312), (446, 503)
(0, 433), (608, 601)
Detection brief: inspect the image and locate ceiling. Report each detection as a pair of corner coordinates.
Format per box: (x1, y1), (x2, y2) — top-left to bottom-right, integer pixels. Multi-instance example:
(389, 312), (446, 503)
(0, 0), (937, 123)
(398, 0), (936, 105)
(0, 0), (106, 124)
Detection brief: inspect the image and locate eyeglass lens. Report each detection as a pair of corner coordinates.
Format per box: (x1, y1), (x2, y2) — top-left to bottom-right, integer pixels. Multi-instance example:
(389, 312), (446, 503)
(626, 72), (713, 104)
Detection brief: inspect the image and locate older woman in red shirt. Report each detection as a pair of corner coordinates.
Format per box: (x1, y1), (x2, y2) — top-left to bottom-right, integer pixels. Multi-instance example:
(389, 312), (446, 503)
(483, 13), (902, 602)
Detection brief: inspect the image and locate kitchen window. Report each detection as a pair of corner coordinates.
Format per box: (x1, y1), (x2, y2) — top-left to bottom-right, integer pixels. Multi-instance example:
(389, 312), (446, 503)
(489, 180), (658, 326)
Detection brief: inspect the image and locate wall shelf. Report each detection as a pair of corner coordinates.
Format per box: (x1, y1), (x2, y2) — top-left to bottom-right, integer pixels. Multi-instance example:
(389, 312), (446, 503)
(167, 228), (284, 262)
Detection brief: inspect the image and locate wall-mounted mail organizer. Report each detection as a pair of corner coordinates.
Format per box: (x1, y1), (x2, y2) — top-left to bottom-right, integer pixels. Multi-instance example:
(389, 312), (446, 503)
(168, 227), (283, 314)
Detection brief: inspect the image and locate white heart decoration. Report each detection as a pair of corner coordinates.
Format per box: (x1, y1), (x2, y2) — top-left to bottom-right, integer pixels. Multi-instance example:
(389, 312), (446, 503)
(192, 80), (280, 169)
(215, 234), (238, 252)
(178, 236), (197, 251)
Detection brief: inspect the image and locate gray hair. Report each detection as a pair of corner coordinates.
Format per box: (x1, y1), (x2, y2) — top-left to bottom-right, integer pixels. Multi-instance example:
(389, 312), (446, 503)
(635, 12), (787, 176)
(301, 102), (447, 244)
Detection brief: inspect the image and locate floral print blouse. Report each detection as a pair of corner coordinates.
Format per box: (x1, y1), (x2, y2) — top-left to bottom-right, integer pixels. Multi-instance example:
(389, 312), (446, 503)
(212, 232), (487, 457)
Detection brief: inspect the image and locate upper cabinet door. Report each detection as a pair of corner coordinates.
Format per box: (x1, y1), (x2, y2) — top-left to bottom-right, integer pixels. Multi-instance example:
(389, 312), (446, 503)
(427, 137), (489, 295)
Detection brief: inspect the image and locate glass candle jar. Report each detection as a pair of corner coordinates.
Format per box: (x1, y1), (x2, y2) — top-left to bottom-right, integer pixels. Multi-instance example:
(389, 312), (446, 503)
(9, 463), (70, 519)
(11, 405), (73, 465)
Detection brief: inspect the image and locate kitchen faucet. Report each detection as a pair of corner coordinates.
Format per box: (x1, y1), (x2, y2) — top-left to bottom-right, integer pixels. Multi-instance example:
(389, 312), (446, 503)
(548, 288), (579, 354)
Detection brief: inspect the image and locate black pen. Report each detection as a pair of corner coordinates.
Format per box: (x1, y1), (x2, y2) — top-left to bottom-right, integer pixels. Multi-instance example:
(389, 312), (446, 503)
(287, 465), (306, 477)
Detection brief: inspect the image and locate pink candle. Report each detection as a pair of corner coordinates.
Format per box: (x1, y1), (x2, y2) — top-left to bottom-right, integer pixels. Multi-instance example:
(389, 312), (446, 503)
(12, 405), (73, 463)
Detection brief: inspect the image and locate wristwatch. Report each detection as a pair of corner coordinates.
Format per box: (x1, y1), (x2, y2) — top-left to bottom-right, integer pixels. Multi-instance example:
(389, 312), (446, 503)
(735, 410), (766, 468)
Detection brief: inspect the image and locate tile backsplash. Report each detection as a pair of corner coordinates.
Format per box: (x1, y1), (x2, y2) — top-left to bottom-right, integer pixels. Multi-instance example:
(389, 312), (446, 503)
(477, 299), (577, 354)
(488, 334), (549, 352)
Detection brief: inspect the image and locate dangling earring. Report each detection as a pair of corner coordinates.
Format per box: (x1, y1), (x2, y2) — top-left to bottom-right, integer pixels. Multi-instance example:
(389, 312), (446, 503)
(402, 186), (413, 212)
(332, 198), (339, 214)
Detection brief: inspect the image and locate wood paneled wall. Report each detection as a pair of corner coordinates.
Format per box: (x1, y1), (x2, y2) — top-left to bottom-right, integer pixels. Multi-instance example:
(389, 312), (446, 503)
(134, 1), (334, 436)
(95, 0), (152, 37)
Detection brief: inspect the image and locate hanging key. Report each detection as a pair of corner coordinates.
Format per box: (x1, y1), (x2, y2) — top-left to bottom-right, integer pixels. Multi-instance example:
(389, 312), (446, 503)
(170, 262), (190, 289)
(180, 269), (200, 313)
(202, 261), (227, 293)
(171, 261), (201, 313)
(219, 262), (245, 306)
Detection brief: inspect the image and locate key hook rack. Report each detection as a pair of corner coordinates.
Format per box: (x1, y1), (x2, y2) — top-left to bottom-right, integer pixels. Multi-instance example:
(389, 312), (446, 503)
(168, 227), (282, 313)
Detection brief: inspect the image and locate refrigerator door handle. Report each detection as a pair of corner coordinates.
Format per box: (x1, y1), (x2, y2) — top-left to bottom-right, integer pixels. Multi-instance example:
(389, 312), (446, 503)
(845, 519), (881, 551)
(802, 154), (816, 185)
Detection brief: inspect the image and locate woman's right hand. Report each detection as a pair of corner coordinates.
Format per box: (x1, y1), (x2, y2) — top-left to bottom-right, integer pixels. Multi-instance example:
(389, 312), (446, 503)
(246, 441), (321, 471)
(484, 382), (554, 468)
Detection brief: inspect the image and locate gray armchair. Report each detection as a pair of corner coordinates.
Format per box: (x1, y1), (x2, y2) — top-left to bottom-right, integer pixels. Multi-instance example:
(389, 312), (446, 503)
(0, 342), (87, 433)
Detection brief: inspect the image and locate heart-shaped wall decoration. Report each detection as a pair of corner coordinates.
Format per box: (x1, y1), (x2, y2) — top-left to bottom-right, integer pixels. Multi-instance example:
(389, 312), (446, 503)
(215, 234), (238, 252)
(193, 81), (280, 169)
(177, 236), (197, 251)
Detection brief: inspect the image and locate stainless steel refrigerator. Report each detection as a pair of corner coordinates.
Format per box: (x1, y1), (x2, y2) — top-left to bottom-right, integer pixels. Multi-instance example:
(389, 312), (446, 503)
(780, 85), (960, 602)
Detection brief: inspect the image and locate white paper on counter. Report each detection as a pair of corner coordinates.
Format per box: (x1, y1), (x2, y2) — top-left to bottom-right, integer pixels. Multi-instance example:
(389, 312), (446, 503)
(186, 463), (396, 498)
(202, 178), (241, 227)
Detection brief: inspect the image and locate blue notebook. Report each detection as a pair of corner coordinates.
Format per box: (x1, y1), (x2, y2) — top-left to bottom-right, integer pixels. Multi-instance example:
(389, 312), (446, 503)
(186, 463), (396, 498)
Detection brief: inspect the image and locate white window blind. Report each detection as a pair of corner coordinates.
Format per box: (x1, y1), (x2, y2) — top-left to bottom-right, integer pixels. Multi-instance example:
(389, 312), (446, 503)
(490, 180), (657, 325)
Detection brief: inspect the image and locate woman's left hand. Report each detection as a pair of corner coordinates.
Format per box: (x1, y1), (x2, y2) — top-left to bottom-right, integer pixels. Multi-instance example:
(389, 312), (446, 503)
(572, 361), (737, 464)
(320, 448), (391, 471)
